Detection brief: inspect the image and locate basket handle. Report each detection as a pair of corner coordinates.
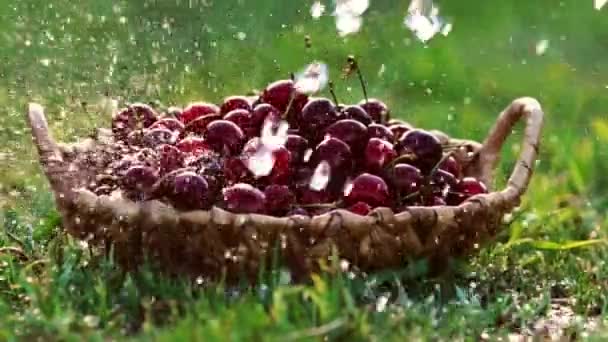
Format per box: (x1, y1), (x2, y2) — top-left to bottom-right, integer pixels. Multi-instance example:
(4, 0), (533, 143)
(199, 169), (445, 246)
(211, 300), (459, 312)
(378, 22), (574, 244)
(26, 103), (76, 206)
(474, 97), (544, 200)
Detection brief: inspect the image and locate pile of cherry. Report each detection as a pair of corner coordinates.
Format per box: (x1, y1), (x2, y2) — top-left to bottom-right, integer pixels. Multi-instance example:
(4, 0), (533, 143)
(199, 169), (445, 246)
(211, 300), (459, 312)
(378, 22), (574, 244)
(91, 79), (487, 217)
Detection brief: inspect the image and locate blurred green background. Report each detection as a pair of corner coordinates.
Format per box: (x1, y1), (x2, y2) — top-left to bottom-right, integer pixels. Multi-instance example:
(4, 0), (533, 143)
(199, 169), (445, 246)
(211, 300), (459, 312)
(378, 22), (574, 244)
(2, 0), (608, 339)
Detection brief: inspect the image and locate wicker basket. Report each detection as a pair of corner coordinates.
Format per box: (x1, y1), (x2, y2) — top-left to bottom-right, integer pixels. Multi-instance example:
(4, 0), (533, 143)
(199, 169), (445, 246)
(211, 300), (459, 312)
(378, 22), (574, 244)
(26, 97), (544, 281)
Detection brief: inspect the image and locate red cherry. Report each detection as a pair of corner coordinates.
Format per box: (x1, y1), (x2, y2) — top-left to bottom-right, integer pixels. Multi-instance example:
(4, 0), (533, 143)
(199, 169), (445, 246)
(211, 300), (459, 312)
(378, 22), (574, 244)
(264, 185), (295, 216)
(180, 102), (220, 124)
(223, 157), (253, 184)
(367, 123), (395, 142)
(112, 103), (159, 140)
(344, 173), (390, 207)
(389, 123), (412, 141)
(300, 98), (339, 142)
(220, 96), (252, 114)
(143, 128), (177, 148)
(251, 103), (281, 130)
(166, 171), (210, 210)
(156, 144), (184, 175)
(396, 129), (442, 174)
(391, 163), (423, 195)
(364, 138), (397, 173)
(183, 113), (222, 137)
(359, 99), (390, 123)
(325, 119), (369, 151)
(120, 165), (158, 201)
(149, 118), (185, 132)
(341, 105), (372, 126)
(261, 79), (308, 116)
(439, 156), (462, 179)
(312, 137), (353, 174)
(285, 134), (309, 165)
(348, 202), (372, 216)
(224, 109), (255, 138)
(222, 183), (266, 214)
(176, 137), (209, 155)
(204, 120), (245, 155)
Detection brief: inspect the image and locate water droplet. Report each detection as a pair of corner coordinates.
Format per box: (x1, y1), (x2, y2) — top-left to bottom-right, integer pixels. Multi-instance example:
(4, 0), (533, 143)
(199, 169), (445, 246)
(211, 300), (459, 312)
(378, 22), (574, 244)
(246, 145), (275, 178)
(376, 295), (389, 312)
(310, 161), (331, 191)
(311, 1), (326, 19)
(335, 13), (363, 37)
(83, 315), (100, 328)
(235, 31), (247, 40)
(40, 58), (51, 66)
(404, 0), (451, 43)
(294, 62), (329, 94)
(535, 39), (549, 56)
(595, 0), (607, 10)
(335, 0), (370, 17)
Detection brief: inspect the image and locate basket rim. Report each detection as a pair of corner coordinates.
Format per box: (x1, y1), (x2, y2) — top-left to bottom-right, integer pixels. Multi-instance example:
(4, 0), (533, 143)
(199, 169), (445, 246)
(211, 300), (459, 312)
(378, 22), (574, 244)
(26, 97), (544, 226)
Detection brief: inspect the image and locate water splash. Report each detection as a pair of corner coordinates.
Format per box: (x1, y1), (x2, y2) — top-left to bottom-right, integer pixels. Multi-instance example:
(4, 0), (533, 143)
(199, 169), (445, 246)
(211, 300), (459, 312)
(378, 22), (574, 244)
(261, 117), (289, 147)
(535, 39), (549, 55)
(335, 0), (370, 17)
(310, 161), (331, 191)
(294, 62), (329, 94)
(404, 0), (451, 43)
(246, 145), (275, 178)
(311, 1), (326, 19)
(336, 13), (363, 37)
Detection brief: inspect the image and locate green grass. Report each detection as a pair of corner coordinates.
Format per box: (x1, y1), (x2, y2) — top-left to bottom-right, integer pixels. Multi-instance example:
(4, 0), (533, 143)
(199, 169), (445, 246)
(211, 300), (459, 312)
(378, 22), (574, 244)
(2, 0), (608, 340)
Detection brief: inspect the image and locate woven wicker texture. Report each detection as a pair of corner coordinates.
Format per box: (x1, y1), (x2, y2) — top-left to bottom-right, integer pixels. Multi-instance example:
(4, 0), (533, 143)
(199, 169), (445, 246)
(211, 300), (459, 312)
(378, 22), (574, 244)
(26, 98), (544, 281)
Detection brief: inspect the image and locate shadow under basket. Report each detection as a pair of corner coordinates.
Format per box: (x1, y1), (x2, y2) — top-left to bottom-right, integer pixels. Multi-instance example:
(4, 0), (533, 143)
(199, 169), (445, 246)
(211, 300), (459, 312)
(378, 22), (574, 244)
(26, 98), (544, 282)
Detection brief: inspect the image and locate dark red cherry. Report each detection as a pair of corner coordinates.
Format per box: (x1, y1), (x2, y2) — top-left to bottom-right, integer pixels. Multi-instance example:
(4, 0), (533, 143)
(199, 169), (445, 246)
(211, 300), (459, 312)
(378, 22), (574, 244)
(149, 118), (185, 132)
(222, 183), (266, 214)
(439, 156), (462, 179)
(204, 120), (245, 155)
(167, 171), (210, 210)
(220, 96), (252, 114)
(392, 163), (423, 195)
(359, 99), (390, 123)
(364, 138), (397, 173)
(447, 177), (488, 205)
(348, 202), (372, 216)
(312, 137), (353, 174)
(432, 169), (458, 190)
(367, 124), (395, 142)
(176, 137), (209, 155)
(261, 79), (308, 116)
(251, 103), (281, 131)
(299, 98), (339, 141)
(143, 128), (177, 147)
(180, 102), (220, 125)
(112, 103), (159, 140)
(224, 109), (255, 138)
(264, 185), (295, 216)
(341, 105), (372, 126)
(183, 113), (222, 136)
(121, 165), (158, 201)
(287, 207), (310, 217)
(389, 123), (412, 141)
(298, 187), (333, 205)
(325, 119), (368, 151)
(157, 144), (184, 175)
(396, 129), (442, 174)
(344, 173), (390, 207)
(285, 135), (309, 165)
(223, 157), (253, 184)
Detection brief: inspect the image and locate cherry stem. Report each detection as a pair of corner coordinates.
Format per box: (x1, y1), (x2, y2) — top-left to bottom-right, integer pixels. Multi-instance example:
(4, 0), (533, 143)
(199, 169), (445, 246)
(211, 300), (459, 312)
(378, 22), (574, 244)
(300, 201), (339, 209)
(428, 151), (454, 180)
(282, 90), (296, 120)
(356, 68), (369, 104)
(328, 81), (340, 105)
